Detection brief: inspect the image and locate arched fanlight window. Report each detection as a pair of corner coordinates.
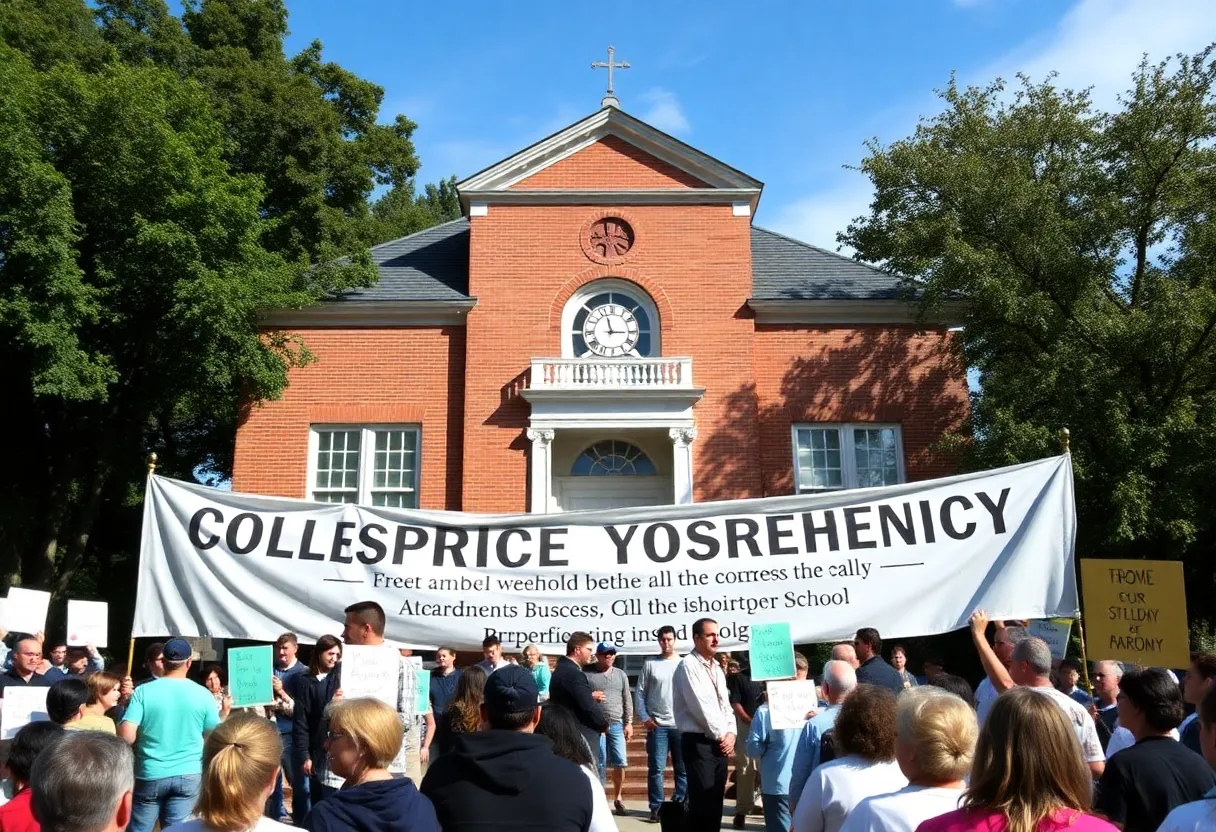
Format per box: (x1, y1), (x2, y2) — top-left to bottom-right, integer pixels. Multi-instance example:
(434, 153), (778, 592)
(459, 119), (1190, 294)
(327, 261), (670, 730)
(571, 440), (657, 476)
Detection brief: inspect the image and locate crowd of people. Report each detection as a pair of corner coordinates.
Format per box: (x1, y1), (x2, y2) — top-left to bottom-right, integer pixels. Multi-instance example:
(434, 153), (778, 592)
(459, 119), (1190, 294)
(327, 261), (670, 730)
(0, 606), (1213, 832)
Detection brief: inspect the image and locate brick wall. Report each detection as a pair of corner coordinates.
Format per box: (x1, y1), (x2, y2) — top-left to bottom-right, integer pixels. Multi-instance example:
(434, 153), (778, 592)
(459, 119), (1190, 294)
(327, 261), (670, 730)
(464, 199), (761, 511)
(511, 135), (707, 190)
(233, 327), (466, 510)
(752, 325), (969, 496)
(233, 141), (968, 511)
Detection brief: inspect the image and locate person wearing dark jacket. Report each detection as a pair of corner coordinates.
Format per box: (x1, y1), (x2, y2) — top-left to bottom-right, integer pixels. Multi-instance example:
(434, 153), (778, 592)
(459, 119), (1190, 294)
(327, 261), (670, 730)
(293, 635), (342, 804)
(421, 663), (594, 831)
(853, 628), (907, 694)
(303, 697), (439, 832)
(548, 631), (608, 752)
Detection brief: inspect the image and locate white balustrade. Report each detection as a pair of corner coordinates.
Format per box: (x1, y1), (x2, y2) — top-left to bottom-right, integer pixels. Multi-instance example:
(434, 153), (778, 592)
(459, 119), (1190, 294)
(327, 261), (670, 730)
(529, 357), (694, 390)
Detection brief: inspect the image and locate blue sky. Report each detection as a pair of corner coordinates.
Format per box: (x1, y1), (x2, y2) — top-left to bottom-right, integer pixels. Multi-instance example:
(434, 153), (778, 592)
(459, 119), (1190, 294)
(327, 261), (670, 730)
(282, 0), (1216, 249)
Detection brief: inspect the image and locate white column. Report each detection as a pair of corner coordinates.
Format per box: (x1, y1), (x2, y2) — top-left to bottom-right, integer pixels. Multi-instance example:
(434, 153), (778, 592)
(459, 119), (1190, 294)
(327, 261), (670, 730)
(526, 428), (555, 513)
(669, 427), (698, 505)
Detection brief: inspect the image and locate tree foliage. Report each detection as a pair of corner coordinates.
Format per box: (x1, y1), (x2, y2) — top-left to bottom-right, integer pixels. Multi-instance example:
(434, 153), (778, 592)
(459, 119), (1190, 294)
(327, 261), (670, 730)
(842, 47), (1216, 619)
(364, 176), (463, 246)
(0, 0), (455, 618)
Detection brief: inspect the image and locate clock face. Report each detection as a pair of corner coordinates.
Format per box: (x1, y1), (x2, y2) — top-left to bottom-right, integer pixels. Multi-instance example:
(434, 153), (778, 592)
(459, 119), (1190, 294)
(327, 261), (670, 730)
(582, 303), (640, 357)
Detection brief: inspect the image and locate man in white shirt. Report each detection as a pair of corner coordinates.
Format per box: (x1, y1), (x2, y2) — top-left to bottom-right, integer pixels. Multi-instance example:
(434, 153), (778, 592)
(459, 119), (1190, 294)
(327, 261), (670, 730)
(636, 625), (686, 823)
(970, 610), (1105, 777)
(334, 601), (420, 783)
(1092, 659), (1122, 749)
(673, 617), (735, 830)
(972, 619), (1025, 724)
(477, 635), (511, 674)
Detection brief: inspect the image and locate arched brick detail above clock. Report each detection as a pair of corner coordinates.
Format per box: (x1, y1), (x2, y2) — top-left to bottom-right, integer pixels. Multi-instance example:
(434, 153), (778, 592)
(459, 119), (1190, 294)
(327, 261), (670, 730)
(548, 266), (674, 332)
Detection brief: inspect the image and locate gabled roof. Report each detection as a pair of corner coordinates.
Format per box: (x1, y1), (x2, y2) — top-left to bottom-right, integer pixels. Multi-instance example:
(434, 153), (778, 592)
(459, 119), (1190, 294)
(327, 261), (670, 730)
(749, 226), (905, 301)
(334, 218), (471, 302)
(457, 106), (763, 213)
(303, 220), (902, 308)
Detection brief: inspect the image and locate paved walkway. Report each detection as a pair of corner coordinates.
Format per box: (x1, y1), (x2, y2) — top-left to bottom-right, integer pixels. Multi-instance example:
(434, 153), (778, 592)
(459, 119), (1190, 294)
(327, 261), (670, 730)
(612, 803), (767, 831)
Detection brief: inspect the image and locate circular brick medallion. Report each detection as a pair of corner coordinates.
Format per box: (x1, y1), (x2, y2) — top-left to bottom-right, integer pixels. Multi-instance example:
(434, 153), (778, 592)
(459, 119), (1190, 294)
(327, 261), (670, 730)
(581, 215), (636, 265)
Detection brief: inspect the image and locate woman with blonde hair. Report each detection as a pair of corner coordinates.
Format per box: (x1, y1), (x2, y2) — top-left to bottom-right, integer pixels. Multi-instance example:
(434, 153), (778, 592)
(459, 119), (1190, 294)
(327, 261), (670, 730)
(81, 670), (123, 733)
(918, 687), (1116, 832)
(840, 687), (977, 832)
(164, 713), (290, 832)
(794, 683), (908, 832)
(303, 698), (439, 831)
(521, 644), (551, 701)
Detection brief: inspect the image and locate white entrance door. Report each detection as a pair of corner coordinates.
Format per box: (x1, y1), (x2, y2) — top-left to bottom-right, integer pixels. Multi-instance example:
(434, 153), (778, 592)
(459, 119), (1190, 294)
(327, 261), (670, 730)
(553, 476), (670, 511)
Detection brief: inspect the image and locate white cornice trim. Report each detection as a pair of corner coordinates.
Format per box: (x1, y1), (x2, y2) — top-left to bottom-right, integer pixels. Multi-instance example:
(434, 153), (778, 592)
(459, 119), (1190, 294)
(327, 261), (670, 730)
(261, 299), (476, 328)
(464, 188), (760, 207)
(458, 108), (762, 200)
(748, 298), (964, 326)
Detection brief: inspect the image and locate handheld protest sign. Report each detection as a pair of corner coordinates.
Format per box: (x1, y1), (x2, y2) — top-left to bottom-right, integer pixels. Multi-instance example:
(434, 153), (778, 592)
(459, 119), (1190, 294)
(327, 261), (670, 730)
(749, 622), (796, 681)
(415, 669), (431, 715)
(1079, 559), (1190, 669)
(766, 680), (817, 730)
(342, 645), (400, 708)
(2, 589), (51, 636)
(1, 687), (50, 740)
(67, 600), (109, 647)
(227, 645), (274, 708)
(1027, 618), (1072, 661)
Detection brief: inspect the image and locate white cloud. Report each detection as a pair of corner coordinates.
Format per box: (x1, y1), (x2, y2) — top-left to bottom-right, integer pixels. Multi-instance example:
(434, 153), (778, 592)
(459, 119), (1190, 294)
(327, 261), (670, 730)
(767, 179), (874, 252)
(771, 0), (1216, 247)
(638, 88), (691, 135)
(984, 0), (1216, 108)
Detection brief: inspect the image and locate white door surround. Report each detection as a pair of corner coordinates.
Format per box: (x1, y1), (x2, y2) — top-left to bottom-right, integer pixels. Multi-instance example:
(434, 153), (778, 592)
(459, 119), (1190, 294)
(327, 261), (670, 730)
(526, 427), (697, 513)
(522, 355), (702, 514)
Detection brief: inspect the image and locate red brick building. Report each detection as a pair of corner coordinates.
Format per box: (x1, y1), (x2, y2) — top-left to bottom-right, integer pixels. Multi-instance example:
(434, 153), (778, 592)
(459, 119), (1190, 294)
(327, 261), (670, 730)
(233, 104), (968, 514)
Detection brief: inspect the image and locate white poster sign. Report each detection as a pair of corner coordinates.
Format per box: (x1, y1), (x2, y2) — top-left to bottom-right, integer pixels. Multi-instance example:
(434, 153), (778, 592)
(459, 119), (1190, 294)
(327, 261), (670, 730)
(133, 456), (1078, 654)
(341, 645), (400, 708)
(1028, 618), (1074, 660)
(67, 601), (109, 647)
(3, 589), (51, 636)
(1, 687), (50, 740)
(767, 680), (819, 731)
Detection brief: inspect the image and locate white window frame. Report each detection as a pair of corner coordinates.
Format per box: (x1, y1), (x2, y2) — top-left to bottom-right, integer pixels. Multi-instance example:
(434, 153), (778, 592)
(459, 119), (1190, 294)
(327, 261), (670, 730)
(307, 424), (422, 507)
(559, 278), (662, 358)
(791, 423), (905, 493)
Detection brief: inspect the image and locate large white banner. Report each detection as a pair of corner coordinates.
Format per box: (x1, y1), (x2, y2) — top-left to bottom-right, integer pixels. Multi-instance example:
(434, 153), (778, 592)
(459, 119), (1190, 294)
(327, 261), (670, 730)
(134, 456), (1078, 653)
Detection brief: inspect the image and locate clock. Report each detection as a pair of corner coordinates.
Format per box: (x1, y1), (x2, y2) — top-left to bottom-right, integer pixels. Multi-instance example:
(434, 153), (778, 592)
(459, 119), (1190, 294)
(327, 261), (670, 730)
(582, 303), (640, 357)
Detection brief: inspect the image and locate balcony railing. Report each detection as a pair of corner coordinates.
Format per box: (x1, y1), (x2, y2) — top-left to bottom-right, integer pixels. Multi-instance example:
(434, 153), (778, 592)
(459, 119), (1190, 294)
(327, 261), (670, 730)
(529, 357), (694, 390)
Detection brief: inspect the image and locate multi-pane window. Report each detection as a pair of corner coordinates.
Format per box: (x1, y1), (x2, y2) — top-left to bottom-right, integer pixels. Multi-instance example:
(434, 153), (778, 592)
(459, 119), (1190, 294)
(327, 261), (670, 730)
(793, 424), (903, 492)
(311, 426), (420, 507)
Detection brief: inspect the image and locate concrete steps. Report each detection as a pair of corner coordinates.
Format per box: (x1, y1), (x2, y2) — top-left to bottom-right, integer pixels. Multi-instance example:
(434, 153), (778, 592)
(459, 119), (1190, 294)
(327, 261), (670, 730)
(603, 722), (738, 802)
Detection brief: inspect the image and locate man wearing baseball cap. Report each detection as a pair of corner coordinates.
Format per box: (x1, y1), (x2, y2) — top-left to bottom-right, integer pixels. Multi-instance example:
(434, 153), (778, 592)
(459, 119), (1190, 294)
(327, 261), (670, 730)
(584, 641), (633, 815)
(119, 637), (223, 832)
(421, 663), (593, 830)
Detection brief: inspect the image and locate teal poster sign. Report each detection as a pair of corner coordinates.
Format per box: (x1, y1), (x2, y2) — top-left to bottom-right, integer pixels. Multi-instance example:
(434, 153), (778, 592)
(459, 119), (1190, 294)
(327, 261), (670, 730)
(749, 622), (796, 681)
(228, 645), (274, 708)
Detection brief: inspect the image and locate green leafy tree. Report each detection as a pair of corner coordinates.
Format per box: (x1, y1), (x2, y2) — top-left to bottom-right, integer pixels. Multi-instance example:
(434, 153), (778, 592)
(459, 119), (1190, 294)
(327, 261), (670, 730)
(842, 47), (1216, 621)
(365, 176), (463, 245)
(0, 0), (457, 614)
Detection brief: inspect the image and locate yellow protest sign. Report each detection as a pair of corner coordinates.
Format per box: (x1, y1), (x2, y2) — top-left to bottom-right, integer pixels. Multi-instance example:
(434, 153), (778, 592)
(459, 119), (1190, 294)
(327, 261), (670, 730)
(1079, 559), (1189, 668)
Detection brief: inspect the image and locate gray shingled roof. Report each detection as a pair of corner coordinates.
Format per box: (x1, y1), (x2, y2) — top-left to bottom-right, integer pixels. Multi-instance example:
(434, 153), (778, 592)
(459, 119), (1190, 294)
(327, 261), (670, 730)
(750, 226), (905, 301)
(331, 218), (470, 302)
(325, 218), (903, 304)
